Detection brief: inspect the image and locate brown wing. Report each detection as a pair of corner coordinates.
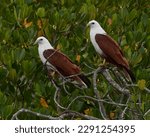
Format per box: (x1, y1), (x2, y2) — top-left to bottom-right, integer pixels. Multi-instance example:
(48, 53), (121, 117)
(95, 34), (129, 69)
(43, 49), (91, 87)
(43, 49), (80, 76)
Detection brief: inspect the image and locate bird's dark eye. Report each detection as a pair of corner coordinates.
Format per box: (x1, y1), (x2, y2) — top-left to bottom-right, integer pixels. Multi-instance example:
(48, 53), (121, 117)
(92, 22), (95, 25)
(40, 39), (43, 41)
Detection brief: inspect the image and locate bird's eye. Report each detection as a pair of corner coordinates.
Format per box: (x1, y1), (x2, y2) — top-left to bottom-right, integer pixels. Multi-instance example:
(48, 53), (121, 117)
(40, 38), (43, 41)
(92, 22), (95, 25)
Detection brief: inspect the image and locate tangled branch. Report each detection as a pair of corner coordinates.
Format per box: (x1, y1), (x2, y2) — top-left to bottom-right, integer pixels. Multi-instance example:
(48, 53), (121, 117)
(11, 66), (150, 120)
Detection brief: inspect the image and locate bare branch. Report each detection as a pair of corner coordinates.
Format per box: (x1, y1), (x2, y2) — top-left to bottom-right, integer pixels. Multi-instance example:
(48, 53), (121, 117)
(67, 95), (127, 110)
(11, 65), (149, 120)
(144, 87), (150, 93)
(83, 62), (96, 70)
(53, 81), (67, 110)
(111, 67), (128, 85)
(120, 96), (131, 119)
(144, 109), (150, 117)
(106, 94), (126, 107)
(93, 67), (108, 119)
(126, 84), (150, 94)
(11, 108), (98, 120)
(102, 68), (130, 96)
(11, 108), (60, 120)
(60, 110), (99, 120)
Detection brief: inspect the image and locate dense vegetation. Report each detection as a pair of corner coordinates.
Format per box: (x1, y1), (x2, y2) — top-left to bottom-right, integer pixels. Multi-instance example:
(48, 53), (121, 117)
(0, 0), (149, 120)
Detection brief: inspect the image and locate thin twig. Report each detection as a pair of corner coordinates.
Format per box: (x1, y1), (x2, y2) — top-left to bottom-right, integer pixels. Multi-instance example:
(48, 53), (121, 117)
(83, 62), (96, 70)
(120, 96), (131, 119)
(126, 84), (150, 94)
(144, 87), (150, 93)
(106, 94), (125, 108)
(144, 109), (150, 117)
(53, 81), (67, 110)
(111, 67), (128, 86)
(102, 68), (130, 96)
(62, 81), (71, 95)
(60, 110), (99, 120)
(67, 95), (127, 110)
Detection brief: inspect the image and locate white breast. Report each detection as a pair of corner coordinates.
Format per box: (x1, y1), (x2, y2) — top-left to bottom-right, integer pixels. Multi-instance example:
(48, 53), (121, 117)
(38, 44), (55, 70)
(90, 35), (103, 55)
(90, 31), (104, 56)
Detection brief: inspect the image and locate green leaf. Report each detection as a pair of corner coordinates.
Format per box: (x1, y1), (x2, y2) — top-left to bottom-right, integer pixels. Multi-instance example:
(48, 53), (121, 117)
(36, 7), (45, 18)
(22, 60), (33, 74)
(120, 8), (128, 23)
(2, 105), (13, 119)
(126, 31), (134, 43)
(1, 53), (12, 68)
(112, 13), (118, 25)
(131, 52), (142, 66)
(34, 82), (44, 96)
(13, 7), (18, 21)
(0, 67), (7, 79)
(8, 68), (17, 81)
(82, 52), (88, 58)
(18, 49), (26, 62)
(72, 100), (84, 111)
(128, 9), (137, 22)
(0, 91), (7, 105)
(137, 79), (146, 90)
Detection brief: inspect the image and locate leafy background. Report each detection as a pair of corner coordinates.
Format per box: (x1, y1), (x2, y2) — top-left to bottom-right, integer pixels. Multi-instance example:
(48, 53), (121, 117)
(0, 0), (149, 119)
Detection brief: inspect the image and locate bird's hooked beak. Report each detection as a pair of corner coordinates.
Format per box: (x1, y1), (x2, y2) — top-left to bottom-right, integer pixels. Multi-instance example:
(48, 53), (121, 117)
(33, 39), (38, 45)
(86, 22), (90, 27)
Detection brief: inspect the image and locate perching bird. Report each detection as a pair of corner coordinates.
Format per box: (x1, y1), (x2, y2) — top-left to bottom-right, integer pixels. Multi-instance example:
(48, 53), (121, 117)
(34, 36), (91, 88)
(87, 20), (135, 82)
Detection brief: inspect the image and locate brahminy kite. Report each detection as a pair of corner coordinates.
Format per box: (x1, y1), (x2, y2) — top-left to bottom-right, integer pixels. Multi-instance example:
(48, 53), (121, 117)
(87, 20), (135, 82)
(34, 36), (91, 88)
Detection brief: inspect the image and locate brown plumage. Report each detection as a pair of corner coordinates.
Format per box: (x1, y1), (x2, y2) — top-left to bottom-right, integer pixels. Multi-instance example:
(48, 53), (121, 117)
(87, 20), (135, 82)
(34, 36), (91, 88)
(43, 49), (91, 88)
(95, 34), (135, 82)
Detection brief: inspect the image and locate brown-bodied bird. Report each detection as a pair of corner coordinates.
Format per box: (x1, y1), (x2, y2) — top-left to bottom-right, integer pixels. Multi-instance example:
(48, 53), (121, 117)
(87, 20), (135, 82)
(34, 36), (91, 88)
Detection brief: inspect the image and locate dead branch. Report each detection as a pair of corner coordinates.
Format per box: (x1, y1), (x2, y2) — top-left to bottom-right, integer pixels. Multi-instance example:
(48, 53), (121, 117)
(11, 108), (59, 120)
(66, 95), (127, 110)
(93, 67), (108, 119)
(11, 65), (150, 120)
(120, 96), (131, 119)
(60, 110), (99, 120)
(53, 86), (67, 110)
(126, 84), (150, 94)
(11, 108), (98, 120)
(144, 109), (150, 117)
(101, 68), (130, 96)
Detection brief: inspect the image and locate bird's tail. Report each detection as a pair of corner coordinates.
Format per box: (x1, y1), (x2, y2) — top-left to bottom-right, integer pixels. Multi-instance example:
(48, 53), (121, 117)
(124, 67), (136, 82)
(78, 74), (91, 88)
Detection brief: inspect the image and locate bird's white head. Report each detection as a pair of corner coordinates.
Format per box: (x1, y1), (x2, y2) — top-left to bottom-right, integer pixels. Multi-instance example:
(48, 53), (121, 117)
(87, 20), (106, 34)
(34, 36), (53, 50)
(34, 36), (54, 64)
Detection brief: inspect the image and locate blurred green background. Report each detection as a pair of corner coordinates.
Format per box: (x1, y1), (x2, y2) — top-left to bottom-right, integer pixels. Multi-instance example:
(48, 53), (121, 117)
(0, 0), (149, 119)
